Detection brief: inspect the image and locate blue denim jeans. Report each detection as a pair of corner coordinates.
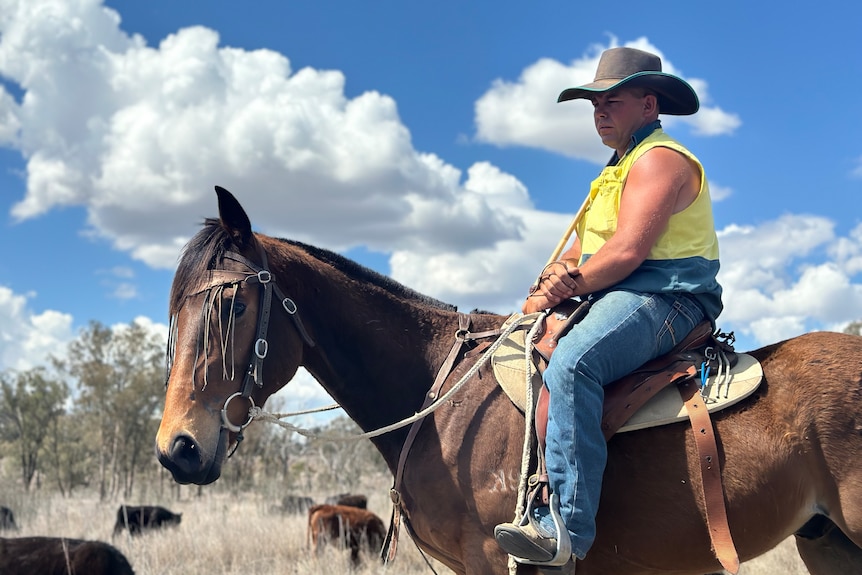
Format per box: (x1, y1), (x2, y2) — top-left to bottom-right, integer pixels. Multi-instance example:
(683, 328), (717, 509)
(541, 289), (705, 559)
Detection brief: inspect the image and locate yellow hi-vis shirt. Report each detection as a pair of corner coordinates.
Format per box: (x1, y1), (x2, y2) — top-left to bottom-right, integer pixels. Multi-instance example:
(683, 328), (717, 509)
(576, 129), (723, 320)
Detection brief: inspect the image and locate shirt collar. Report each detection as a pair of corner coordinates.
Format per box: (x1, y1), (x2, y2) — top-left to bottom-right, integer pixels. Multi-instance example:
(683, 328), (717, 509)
(607, 120), (662, 167)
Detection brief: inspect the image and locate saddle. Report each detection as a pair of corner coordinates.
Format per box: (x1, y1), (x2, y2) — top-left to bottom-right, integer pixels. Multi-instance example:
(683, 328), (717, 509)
(491, 300), (760, 574)
(493, 307), (761, 424)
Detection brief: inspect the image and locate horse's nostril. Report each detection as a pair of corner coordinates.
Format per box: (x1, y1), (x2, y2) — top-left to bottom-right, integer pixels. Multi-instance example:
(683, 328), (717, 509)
(171, 435), (199, 464)
(162, 434), (203, 480)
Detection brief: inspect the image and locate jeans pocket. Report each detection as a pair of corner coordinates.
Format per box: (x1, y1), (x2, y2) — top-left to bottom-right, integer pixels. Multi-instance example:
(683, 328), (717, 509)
(655, 295), (703, 353)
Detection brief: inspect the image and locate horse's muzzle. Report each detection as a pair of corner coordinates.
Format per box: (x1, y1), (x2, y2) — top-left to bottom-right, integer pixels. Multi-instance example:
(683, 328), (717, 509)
(155, 429), (228, 485)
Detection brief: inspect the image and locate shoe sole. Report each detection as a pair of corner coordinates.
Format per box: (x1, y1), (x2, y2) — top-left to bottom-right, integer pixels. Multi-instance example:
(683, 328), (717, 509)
(494, 525), (555, 562)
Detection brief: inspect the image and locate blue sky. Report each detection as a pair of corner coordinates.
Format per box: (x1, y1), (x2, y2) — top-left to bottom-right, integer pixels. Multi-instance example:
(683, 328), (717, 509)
(1, 0), (861, 411)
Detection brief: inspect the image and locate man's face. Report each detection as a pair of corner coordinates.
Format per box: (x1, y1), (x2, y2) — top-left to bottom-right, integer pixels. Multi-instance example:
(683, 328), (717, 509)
(590, 88), (654, 153)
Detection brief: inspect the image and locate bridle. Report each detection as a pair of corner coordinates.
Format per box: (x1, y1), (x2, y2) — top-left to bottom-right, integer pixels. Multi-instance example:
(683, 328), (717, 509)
(166, 245), (315, 443)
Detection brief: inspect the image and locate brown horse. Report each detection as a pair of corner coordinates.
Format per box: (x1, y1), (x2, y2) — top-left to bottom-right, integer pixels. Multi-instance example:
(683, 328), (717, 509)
(156, 186), (862, 575)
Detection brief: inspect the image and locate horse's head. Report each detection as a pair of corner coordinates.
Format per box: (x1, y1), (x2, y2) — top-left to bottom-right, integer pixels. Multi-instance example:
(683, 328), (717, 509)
(156, 186), (314, 484)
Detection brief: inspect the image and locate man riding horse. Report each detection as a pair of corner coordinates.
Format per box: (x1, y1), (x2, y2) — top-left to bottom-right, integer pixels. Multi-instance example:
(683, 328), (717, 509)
(494, 46), (722, 569)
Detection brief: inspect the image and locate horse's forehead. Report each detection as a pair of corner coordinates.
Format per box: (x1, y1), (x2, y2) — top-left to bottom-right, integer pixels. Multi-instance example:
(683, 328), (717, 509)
(171, 247), (259, 313)
(188, 271), (253, 299)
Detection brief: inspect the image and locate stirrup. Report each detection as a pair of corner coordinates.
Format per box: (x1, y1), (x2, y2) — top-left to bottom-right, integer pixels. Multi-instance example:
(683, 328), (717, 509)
(511, 493), (572, 567)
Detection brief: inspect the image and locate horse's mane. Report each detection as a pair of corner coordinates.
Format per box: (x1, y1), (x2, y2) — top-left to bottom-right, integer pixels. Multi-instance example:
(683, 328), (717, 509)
(280, 238), (457, 312)
(170, 219), (457, 315)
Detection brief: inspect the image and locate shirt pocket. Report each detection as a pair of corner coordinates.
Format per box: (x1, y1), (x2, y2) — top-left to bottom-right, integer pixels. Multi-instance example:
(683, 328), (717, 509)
(585, 167), (622, 238)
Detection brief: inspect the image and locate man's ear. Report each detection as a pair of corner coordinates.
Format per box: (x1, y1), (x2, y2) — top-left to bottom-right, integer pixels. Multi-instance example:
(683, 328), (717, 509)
(644, 93), (658, 115)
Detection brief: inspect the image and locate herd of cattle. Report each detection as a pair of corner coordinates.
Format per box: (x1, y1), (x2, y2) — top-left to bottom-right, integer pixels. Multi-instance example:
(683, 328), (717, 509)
(0, 493), (387, 574)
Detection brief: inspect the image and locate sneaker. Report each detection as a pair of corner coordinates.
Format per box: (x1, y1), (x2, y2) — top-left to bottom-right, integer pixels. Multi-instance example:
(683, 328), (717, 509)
(494, 521), (559, 563)
(531, 505), (557, 538)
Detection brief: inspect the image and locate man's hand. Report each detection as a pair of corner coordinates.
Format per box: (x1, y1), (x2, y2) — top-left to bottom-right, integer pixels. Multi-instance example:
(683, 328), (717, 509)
(523, 259), (580, 313)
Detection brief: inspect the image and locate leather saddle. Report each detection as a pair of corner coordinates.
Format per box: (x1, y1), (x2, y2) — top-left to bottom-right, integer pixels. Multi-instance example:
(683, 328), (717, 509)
(491, 299), (761, 440)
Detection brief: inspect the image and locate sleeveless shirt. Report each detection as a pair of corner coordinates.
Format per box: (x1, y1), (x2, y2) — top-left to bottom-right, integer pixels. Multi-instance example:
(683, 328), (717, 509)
(575, 129), (723, 321)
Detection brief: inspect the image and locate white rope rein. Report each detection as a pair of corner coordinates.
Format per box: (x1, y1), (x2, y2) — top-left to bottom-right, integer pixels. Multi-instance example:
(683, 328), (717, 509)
(250, 312), (543, 443)
(508, 316), (546, 575)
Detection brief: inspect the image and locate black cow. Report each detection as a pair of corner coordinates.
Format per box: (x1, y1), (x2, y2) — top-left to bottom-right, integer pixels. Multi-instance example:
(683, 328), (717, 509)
(0, 536), (134, 575)
(0, 507), (17, 531)
(113, 505), (181, 536)
(324, 493), (367, 509)
(280, 494), (315, 514)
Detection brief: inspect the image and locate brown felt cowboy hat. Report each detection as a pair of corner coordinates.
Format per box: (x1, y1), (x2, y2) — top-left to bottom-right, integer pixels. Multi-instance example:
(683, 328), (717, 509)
(558, 47), (699, 116)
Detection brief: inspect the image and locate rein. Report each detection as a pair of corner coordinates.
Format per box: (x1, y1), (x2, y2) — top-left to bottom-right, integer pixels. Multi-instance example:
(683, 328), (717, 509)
(250, 310), (544, 571)
(250, 313), (538, 441)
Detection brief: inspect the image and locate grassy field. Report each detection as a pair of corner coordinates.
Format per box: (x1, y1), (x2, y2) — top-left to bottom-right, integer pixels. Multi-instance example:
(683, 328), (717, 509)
(3, 484), (451, 575)
(2, 485), (810, 574)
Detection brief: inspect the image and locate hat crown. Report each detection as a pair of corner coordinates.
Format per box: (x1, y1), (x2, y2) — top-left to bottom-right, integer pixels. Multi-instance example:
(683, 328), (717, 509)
(594, 47), (662, 82)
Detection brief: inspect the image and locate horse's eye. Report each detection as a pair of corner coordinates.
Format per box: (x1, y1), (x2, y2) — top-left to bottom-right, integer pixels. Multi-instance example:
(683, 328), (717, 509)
(233, 302), (247, 317)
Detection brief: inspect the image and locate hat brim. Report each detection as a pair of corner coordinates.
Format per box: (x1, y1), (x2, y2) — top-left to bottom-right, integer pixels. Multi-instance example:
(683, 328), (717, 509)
(557, 71), (699, 116)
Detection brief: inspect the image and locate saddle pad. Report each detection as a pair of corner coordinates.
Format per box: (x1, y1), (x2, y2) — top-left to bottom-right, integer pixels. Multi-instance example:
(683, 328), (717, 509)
(491, 313), (544, 413)
(491, 313), (763, 431)
(617, 352), (762, 432)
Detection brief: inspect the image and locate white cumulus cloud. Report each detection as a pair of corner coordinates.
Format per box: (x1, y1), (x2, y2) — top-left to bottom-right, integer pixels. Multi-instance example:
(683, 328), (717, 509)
(0, 0), (523, 269)
(0, 286), (74, 371)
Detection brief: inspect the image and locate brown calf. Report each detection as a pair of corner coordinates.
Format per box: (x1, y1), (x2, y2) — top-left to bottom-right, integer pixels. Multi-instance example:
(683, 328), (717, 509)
(307, 504), (386, 565)
(0, 536), (135, 575)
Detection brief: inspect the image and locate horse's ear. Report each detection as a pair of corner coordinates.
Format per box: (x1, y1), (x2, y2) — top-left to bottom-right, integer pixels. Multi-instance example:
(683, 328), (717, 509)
(215, 186), (253, 247)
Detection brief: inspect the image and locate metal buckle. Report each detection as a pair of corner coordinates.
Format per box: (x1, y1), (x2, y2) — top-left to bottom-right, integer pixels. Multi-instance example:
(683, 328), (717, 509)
(254, 338), (268, 359)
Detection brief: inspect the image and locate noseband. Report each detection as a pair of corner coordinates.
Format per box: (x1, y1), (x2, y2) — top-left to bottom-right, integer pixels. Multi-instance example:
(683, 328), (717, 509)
(167, 246), (315, 441)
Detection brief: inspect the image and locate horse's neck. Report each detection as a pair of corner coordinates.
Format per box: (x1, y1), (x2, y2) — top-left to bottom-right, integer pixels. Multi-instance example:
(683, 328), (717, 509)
(290, 261), (460, 454)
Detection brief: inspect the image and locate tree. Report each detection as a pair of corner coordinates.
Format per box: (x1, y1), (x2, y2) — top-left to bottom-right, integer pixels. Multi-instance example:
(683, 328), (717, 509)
(55, 320), (164, 500)
(56, 321), (113, 500)
(44, 413), (89, 496)
(107, 321), (164, 498)
(844, 320), (862, 336)
(0, 367), (68, 491)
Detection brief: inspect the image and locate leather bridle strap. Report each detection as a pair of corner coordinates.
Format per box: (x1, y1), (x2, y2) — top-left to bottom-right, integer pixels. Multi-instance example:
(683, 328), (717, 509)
(216, 249), (315, 436)
(383, 313), (472, 563)
(223, 251), (316, 352)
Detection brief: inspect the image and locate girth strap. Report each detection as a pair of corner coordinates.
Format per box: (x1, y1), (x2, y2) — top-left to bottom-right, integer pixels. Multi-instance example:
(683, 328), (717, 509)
(678, 378), (740, 574)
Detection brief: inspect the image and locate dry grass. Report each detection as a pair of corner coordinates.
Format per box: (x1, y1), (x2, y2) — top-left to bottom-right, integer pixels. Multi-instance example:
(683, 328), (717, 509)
(5, 487), (811, 574)
(7, 487), (452, 575)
